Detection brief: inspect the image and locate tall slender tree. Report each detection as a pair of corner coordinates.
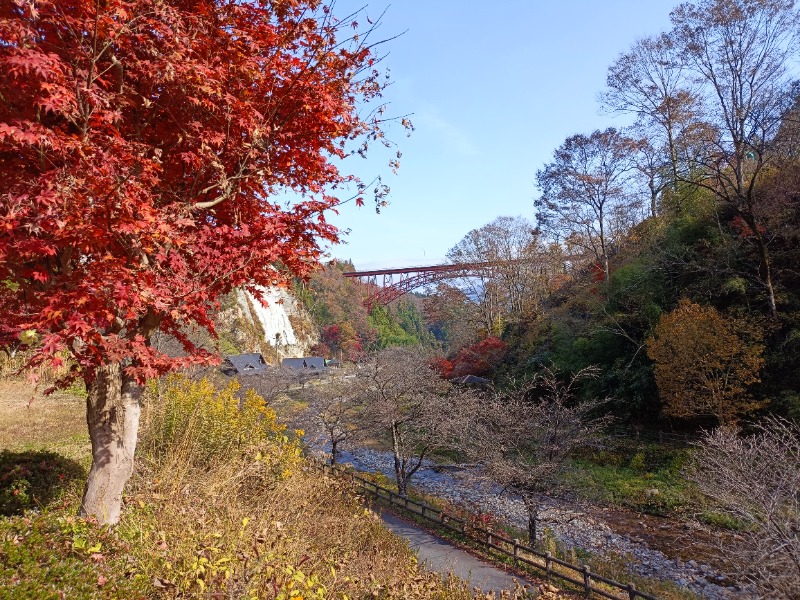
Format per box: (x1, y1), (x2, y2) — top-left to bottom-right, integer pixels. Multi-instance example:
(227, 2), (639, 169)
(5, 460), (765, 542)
(446, 216), (546, 334)
(603, 33), (702, 197)
(360, 346), (458, 496)
(461, 369), (610, 546)
(670, 0), (800, 317)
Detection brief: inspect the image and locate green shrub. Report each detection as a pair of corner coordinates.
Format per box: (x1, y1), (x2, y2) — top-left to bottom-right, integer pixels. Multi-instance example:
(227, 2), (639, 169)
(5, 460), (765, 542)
(699, 511), (748, 531)
(590, 449), (626, 467)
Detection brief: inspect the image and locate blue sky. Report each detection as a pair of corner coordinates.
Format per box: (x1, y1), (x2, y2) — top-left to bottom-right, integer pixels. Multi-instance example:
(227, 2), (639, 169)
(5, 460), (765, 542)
(323, 1), (682, 270)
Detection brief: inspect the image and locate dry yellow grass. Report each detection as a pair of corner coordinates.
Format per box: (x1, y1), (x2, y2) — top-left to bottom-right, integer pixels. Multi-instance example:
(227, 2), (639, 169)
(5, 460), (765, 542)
(1, 374), (540, 599)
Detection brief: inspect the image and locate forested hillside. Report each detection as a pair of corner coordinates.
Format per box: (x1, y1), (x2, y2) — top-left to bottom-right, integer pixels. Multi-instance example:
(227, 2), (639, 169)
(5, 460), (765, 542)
(304, 0), (800, 432)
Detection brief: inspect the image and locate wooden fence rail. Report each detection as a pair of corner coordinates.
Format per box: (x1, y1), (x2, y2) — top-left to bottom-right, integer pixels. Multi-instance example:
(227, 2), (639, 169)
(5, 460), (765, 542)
(318, 462), (658, 600)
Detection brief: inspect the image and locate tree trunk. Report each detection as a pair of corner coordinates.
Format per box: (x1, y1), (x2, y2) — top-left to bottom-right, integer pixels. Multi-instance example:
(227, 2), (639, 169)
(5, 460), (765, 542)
(394, 453), (409, 497)
(330, 439), (339, 465)
(755, 234), (778, 319)
(391, 422), (408, 497)
(79, 363), (142, 525)
(650, 186), (658, 218)
(397, 477), (408, 497)
(523, 496), (540, 547)
(741, 211), (778, 319)
(527, 517), (537, 547)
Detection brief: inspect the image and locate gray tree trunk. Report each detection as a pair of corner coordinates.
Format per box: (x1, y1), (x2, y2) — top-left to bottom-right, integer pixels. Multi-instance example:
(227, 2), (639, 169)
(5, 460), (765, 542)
(79, 363), (142, 525)
(523, 496), (540, 547)
(330, 438), (339, 465)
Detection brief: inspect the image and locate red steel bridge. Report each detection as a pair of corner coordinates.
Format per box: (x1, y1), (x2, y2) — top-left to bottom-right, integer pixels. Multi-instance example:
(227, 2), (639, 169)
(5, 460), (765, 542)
(342, 261), (508, 306)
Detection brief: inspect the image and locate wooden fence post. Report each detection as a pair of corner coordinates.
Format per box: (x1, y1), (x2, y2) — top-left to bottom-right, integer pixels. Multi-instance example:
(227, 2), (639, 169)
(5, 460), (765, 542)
(582, 564), (591, 597)
(627, 583), (637, 600)
(545, 552), (552, 580)
(512, 539), (519, 567)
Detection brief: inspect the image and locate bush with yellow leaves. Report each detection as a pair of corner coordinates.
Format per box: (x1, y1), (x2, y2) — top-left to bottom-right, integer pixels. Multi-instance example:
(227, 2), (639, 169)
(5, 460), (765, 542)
(141, 375), (298, 464)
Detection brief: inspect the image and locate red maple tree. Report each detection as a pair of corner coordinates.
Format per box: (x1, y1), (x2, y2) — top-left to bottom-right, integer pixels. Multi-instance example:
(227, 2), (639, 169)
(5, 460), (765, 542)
(0, 0), (396, 523)
(438, 337), (508, 379)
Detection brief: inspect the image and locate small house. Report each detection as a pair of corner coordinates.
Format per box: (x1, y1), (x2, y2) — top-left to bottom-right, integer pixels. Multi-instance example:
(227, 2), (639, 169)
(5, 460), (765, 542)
(450, 374), (490, 386)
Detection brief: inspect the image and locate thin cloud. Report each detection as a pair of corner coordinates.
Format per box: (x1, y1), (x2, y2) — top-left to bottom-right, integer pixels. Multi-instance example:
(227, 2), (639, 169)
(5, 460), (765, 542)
(415, 111), (479, 157)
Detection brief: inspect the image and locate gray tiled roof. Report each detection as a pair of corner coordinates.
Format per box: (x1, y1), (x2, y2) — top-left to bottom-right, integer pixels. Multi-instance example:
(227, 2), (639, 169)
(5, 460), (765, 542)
(281, 356), (326, 370)
(225, 353), (268, 373)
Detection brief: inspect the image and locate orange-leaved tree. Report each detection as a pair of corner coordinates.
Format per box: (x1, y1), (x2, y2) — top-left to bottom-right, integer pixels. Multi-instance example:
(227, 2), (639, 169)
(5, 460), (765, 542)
(646, 299), (765, 424)
(0, 0), (399, 524)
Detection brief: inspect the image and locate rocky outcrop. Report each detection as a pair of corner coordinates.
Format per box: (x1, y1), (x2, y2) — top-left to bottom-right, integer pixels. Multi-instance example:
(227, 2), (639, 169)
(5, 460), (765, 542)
(230, 286), (317, 360)
(152, 285), (317, 362)
(237, 287), (317, 358)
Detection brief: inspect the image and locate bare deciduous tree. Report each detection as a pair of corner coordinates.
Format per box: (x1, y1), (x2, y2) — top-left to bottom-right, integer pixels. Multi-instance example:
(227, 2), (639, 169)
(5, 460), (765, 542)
(688, 417), (800, 598)
(238, 367), (295, 409)
(463, 368), (611, 546)
(446, 216), (549, 335)
(360, 346), (461, 496)
(603, 33), (703, 198)
(300, 372), (367, 465)
(535, 129), (642, 282)
(670, 0), (800, 317)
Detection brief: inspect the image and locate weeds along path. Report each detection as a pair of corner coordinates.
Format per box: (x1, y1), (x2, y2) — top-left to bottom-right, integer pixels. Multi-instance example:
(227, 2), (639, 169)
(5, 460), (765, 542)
(318, 445), (755, 600)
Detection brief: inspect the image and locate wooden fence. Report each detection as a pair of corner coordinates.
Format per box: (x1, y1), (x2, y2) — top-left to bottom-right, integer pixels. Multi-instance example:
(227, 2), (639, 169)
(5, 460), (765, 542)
(318, 462), (659, 600)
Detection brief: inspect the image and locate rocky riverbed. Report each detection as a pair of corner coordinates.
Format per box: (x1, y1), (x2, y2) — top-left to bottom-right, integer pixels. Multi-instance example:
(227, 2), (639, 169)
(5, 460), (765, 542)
(318, 446), (755, 600)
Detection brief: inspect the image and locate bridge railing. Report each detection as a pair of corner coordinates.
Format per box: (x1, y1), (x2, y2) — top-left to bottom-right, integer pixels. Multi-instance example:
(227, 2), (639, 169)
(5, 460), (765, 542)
(343, 261), (509, 307)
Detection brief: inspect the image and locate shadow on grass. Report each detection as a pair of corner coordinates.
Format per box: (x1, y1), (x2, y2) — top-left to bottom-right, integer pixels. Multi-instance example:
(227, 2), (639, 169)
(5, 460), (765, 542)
(0, 449), (85, 516)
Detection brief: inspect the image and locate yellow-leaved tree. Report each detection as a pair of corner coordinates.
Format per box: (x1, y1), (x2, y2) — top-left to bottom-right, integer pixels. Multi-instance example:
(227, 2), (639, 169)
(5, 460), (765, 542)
(646, 299), (765, 424)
